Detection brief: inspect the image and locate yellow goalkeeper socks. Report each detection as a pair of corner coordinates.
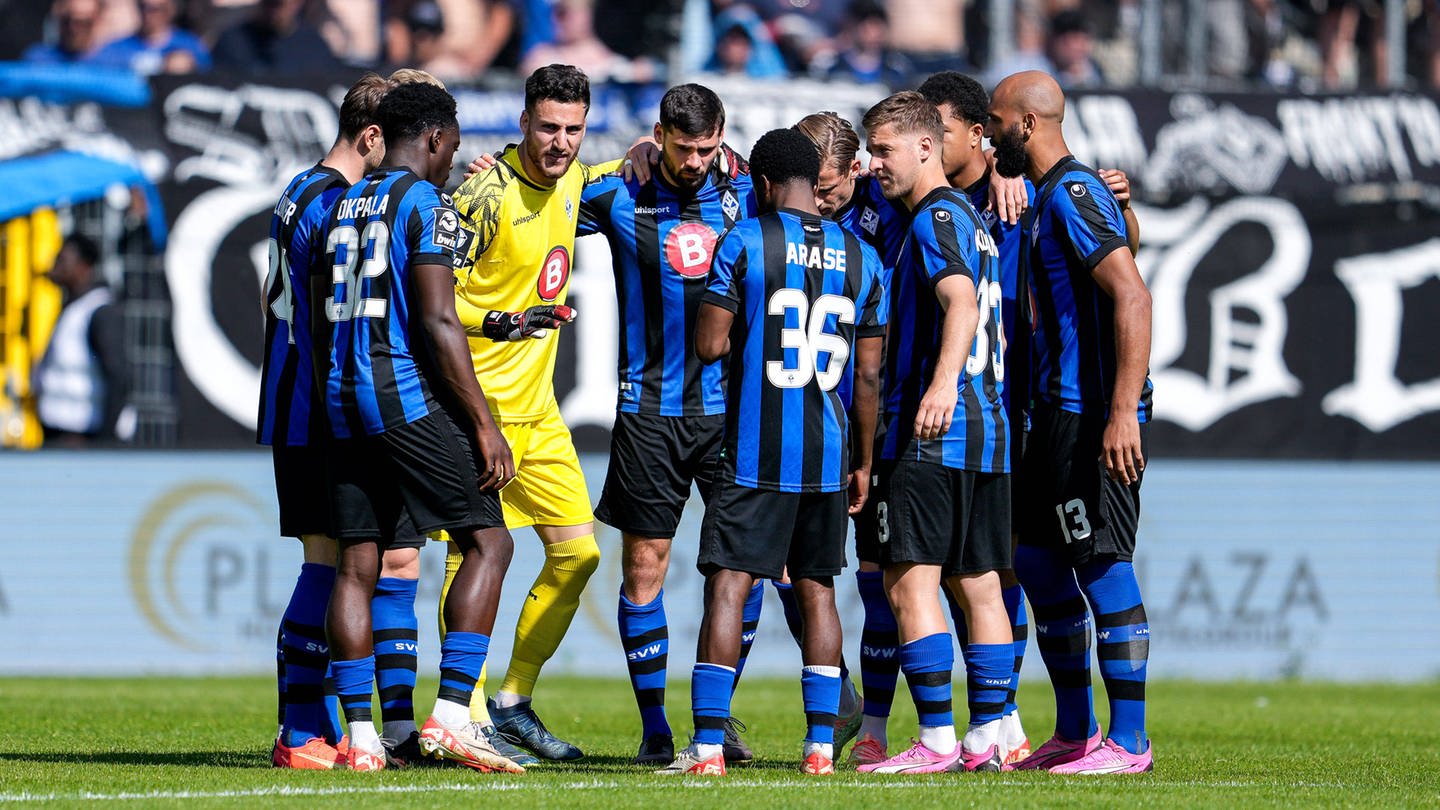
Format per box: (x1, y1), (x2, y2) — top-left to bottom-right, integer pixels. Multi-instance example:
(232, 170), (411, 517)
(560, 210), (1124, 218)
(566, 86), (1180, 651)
(497, 534), (600, 698)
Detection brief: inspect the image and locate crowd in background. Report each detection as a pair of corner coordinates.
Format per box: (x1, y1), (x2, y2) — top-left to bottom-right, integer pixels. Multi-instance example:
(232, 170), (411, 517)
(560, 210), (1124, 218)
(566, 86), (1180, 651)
(3, 0), (1439, 90)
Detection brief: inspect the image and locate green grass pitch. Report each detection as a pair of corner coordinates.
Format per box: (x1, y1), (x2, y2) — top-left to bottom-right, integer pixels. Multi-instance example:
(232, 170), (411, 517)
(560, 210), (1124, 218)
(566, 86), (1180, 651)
(1, 676), (1438, 808)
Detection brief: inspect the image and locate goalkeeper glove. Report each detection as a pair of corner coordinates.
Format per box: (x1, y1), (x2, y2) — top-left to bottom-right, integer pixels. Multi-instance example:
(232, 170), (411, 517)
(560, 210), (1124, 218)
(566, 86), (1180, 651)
(481, 304), (576, 341)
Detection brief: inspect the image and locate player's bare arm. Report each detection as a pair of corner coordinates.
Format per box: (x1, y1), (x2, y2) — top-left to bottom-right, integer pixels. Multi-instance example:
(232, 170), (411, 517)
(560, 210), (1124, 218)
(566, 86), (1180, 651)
(693, 302), (734, 364)
(916, 273), (979, 441)
(1099, 168), (1141, 255)
(1091, 248), (1152, 487)
(847, 334), (884, 515)
(415, 261), (516, 490)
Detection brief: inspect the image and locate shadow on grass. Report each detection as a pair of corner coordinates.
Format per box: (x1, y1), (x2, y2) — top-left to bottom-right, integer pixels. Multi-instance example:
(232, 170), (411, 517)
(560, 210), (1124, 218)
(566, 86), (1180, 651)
(0, 751), (270, 769)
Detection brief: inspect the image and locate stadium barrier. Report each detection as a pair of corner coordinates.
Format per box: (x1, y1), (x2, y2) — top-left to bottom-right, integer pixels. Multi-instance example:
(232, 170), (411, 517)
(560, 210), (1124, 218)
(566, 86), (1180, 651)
(4, 451), (1437, 681)
(5, 71), (1440, 458)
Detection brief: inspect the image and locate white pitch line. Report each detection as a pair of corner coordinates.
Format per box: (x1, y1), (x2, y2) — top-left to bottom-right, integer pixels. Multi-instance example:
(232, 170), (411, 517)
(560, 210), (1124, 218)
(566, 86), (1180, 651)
(0, 777), (1350, 803)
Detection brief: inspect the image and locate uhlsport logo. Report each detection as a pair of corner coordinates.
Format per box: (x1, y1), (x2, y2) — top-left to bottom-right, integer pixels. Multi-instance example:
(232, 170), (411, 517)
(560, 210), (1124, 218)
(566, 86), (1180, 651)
(129, 481), (287, 651)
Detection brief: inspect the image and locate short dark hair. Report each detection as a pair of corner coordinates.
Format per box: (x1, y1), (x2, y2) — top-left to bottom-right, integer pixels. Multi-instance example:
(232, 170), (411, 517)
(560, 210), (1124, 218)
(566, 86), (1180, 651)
(63, 233), (100, 267)
(916, 71), (989, 128)
(338, 72), (391, 140)
(525, 64), (590, 112)
(749, 128), (820, 187)
(862, 90), (943, 141)
(375, 80), (457, 144)
(659, 83), (725, 137)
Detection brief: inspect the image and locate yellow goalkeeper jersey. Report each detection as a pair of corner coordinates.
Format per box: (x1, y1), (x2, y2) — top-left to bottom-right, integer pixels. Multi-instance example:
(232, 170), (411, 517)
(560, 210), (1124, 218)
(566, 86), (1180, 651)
(451, 145), (620, 422)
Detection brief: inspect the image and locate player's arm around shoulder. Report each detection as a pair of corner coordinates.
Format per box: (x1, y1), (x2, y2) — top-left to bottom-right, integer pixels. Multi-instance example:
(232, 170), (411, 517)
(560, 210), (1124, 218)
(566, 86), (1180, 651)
(1098, 168), (1141, 255)
(577, 166), (627, 236)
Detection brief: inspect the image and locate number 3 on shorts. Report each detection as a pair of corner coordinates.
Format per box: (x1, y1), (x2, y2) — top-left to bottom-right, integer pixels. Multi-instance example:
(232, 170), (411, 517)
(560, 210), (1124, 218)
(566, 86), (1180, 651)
(876, 500), (890, 544)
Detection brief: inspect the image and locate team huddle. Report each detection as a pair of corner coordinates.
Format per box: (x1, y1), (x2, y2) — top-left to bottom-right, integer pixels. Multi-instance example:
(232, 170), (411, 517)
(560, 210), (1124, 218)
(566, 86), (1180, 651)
(258, 62), (1155, 777)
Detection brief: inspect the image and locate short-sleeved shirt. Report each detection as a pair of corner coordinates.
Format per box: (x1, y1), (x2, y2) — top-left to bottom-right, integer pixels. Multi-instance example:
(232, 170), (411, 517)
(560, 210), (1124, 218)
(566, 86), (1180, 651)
(258, 164), (348, 446)
(579, 145), (757, 417)
(703, 209), (886, 493)
(882, 186), (1009, 473)
(1024, 155), (1152, 422)
(314, 167), (467, 438)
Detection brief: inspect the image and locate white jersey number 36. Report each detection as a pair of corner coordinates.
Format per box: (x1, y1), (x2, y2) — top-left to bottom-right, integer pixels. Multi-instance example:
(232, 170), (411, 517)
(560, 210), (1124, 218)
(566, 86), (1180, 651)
(766, 288), (855, 391)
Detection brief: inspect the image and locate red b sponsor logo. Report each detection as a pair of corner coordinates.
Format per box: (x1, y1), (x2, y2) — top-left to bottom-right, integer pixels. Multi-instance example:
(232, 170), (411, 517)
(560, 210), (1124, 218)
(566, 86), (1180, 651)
(664, 222), (718, 278)
(537, 246), (570, 301)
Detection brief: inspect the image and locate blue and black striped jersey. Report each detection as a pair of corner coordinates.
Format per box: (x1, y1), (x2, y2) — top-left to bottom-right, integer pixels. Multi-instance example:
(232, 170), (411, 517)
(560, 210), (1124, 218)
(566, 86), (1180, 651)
(965, 173), (1035, 415)
(258, 164), (347, 446)
(314, 167), (471, 438)
(578, 146), (756, 417)
(833, 174), (906, 274)
(703, 210), (886, 493)
(1024, 155), (1152, 422)
(881, 187), (1009, 473)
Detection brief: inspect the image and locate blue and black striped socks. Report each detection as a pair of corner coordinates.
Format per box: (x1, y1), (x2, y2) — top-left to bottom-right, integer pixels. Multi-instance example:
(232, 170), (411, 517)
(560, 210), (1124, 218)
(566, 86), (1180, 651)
(856, 570), (899, 741)
(1015, 544), (1098, 742)
(278, 563), (334, 747)
(731, 581), (765, 691)
(692, 662), (735, 756)
(433, 631), (489, 728)
(372, 576), (419, 742)
(1078, 559), (1149, 754)
(618, 588), (671, 738)
(900, 633), (956, 754)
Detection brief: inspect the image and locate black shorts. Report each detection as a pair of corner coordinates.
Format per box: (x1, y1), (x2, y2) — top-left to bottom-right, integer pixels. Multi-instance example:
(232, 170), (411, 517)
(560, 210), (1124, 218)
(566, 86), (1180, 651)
(878, 460), (1011, 576)
(595, 411), (725, 538)
(273, 443), (331, 539)
(1017, 402), (1147, 565)
(328, 410), (503, 546)
(698, 476), (848, 581)
(851, 459), (894, 565)
(273, 442), (424, 548)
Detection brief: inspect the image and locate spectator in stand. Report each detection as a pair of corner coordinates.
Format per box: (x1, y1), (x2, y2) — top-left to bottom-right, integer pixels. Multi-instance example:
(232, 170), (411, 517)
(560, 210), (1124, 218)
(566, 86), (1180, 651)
(385, 0), (517, 80)
(705, 4), (788, 79)
(34, 235), (131, 447)
(981, 5), (1053, 87)
(93, 0), (211, 75)
(521, 0), (657, 81)
(885, 0), (968, 74)
(23, 0), (105, 64)
(391, 1), (448, 67)
(211, 0), (341, 74)
(818, 0), (912, 85)
(1048, 9), (1104, 88)
(751, 0), (847, 73)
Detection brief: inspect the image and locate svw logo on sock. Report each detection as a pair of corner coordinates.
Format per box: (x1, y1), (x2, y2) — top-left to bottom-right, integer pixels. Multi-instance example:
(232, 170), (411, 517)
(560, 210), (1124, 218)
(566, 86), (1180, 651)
(628, 643), (663, 661)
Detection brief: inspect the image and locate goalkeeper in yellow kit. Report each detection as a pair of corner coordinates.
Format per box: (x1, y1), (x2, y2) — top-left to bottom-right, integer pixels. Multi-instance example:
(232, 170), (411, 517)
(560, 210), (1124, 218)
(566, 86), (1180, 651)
(439, 65), (622, 763)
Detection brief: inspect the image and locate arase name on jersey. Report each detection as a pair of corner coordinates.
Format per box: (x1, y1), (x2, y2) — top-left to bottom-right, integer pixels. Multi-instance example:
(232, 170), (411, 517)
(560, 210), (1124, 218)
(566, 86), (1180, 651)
(786, 241), (848, 272)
